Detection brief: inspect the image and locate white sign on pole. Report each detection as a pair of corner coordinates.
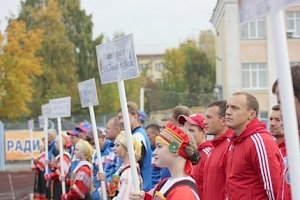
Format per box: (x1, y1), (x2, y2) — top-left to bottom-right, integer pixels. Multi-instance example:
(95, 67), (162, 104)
(49, 97), (71, 118)
(42, 103), (51, 118)
(38, 116), (45, 129)
(238, 0), (269, 23)
(96, 34), (139, 84)
(279, 0), (300, 7)
(28, 119), (34, 130)
(78, 78), (99, 108)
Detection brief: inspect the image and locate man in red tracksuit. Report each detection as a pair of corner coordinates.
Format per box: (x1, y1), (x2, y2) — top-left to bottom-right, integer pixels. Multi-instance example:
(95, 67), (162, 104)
(269, 105), (291, 200)
(225, 92), (282, 200)
(272, 65), (300, 200)
(202, 100), (234, 200)
(177, 113), (213, 199)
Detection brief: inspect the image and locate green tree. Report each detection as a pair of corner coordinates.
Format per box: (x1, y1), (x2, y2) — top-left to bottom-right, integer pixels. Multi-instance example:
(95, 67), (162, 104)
(59, 0), (101, 82)
(96, 83), (120, 114)
(162, 36), (215, 95)
(182, 40), (214, 93)
(0, 20), (43, 119)
(162, 48), (187, 92)
(199, 30), (216, 80)
(18, 0), (78, 116)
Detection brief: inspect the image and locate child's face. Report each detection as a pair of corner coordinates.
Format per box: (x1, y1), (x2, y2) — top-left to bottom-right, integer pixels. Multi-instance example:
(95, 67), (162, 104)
(153, 140), (176, 168)
(74, 145), (83, 160)
(113, 141), (126, 158)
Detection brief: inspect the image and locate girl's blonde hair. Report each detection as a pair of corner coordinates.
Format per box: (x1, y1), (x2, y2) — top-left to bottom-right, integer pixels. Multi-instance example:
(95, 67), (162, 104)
(115, 131), (142, 161)
(75, 139), (94, 162)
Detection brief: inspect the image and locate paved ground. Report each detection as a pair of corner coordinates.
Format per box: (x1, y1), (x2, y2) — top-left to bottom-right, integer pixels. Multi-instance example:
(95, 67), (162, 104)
(0, 163), (33, 200)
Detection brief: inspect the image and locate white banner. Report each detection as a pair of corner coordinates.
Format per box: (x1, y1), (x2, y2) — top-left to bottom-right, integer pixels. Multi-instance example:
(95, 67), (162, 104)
(280, 0), (300, 7)
(49, 97), (71, 118)
(96, 34), (139, 84)
(42, 103), (51, 118)
(78, 78), (99, 108)
(238, 0), (269, 23)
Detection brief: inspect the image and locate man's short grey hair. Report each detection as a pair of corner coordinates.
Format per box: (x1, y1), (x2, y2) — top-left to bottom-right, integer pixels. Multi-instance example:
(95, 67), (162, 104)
(47, 129), (57, 136)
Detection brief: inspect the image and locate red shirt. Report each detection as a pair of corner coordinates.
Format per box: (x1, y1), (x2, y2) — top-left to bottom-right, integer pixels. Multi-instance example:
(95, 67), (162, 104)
(202, 129), (233, 200)
(193, 141), (213, 199)
(226, 119), (282, 200)
(277, 142), (291, 200)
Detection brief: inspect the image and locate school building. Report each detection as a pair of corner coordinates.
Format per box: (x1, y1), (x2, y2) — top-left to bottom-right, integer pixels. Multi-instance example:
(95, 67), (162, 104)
(211, 0), (300, 122)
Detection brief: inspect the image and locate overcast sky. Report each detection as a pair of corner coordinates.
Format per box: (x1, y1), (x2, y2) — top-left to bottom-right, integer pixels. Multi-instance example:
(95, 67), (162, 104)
(0, 0), (218, 53)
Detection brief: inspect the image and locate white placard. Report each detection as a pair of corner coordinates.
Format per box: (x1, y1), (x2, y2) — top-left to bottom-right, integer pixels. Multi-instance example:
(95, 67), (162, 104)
(49, 97), (71, 118)
(42, 103), (51, 118)
(78, 78), (99, 108)
(96, 34), (139, 84)
(279, 0), (300, 7)
(38, 116), (45, 128)
(28, 119), (34, 130)
(238, 0), (269, 24)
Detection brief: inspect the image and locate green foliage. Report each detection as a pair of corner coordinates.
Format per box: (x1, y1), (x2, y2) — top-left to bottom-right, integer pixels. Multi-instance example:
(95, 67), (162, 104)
(162, 48), (187, 92)
(18, 0), (78, 116)
(96, 83), (120, 114)
(162, 31), (216, 95)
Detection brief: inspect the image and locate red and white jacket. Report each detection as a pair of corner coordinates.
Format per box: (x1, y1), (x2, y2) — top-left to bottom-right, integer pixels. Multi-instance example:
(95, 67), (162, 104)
(226, 119), (282, 200)
(145, 176), (200, 200)
(276, 142), (291, 200)
(193, 140), (213, 199)
(63, 161), (93, 200)
(33, 152), (46, 172)
(46, 152), (71, 181)
(202, 128), (233, 200)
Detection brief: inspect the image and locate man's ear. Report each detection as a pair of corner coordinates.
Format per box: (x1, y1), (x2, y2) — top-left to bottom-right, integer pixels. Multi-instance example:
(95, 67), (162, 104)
(249, 110), (257, 120)
(220, 117), (226, 125)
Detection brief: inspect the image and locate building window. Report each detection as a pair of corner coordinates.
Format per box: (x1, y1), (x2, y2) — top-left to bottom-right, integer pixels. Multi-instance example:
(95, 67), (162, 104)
(139, 63), (146, 70)
(155, 63), (163, 71)
(240, 19), (266, 39)
(286, 11), (300, 38)
(259, 111), (268, 125)
(242, 63), (267, 89)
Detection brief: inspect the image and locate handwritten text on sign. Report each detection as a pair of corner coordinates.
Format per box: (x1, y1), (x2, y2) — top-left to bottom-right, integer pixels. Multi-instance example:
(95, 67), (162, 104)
(96, 34), (139, 84)
(49, 97), (71, 118)
(78, 78), (99, 108)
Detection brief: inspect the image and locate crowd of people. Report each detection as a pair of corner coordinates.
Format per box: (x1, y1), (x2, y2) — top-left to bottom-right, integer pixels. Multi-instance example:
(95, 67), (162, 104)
(31, 65), (300, 200)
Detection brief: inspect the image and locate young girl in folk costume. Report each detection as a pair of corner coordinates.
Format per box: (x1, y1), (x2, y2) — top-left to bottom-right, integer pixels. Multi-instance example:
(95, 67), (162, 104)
(33, 138), (47, 200)
(85, 128), (111, 200)
(44, 135), (72, 200)
(62, 139), (94, 200)
(130, 123), (201, 200)
(98, 131), (142, 200)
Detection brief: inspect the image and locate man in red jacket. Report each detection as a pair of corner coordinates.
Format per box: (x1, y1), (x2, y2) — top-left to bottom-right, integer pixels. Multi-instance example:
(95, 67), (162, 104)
(177, 113), (213, 199)
(271, 65), (300, 200)
(202, 100), (233, 200)
(272, 65), (300, 135)
(269, 105), (291, 200)
(225, 92), (282, 200)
